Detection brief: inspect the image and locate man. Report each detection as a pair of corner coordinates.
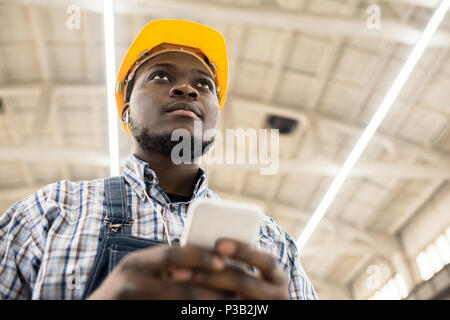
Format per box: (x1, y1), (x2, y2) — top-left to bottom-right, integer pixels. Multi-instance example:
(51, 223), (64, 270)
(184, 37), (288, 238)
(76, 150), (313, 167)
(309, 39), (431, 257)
(0, 20), (316, 300)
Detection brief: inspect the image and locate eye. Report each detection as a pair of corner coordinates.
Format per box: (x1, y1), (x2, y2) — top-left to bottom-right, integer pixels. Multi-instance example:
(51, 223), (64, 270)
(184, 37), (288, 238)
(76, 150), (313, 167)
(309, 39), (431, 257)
(149, 72), (170, 81)
(197, 79), (213, 91)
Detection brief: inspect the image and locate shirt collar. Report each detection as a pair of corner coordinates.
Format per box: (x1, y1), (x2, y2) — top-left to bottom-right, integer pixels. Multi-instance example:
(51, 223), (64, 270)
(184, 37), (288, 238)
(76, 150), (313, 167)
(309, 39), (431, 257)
(122, 153), (210, 203)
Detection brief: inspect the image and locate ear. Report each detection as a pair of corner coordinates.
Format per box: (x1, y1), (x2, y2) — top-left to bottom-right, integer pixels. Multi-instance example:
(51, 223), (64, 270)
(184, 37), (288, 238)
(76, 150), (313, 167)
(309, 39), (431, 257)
(121, 103), (130, 124)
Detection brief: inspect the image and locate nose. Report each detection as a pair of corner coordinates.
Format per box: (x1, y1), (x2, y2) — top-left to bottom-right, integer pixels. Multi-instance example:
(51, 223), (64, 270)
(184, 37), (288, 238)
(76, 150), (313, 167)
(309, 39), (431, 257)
(169, 83), (199, 100)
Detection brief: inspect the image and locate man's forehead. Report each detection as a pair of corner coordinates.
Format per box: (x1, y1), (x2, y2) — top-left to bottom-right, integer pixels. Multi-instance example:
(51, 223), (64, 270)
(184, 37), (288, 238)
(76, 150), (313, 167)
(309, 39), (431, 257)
(142, 52), (214, 79)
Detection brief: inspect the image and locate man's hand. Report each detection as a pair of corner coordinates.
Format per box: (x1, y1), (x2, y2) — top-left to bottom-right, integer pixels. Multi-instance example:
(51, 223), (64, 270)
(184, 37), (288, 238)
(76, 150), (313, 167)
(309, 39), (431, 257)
(190, 238), (290, 299)
(87, 245), (230, 300)
(87, 239), (290, 300)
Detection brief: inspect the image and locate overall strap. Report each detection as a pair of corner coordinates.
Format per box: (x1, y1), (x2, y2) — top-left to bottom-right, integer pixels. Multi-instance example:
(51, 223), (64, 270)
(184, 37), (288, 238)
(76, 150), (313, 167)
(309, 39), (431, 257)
(103, 176), (133, 234)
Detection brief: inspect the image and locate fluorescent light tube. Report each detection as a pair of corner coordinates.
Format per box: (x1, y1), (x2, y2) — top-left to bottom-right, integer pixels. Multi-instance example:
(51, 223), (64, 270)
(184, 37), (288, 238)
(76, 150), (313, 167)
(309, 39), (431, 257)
(103, 0), (120, 176)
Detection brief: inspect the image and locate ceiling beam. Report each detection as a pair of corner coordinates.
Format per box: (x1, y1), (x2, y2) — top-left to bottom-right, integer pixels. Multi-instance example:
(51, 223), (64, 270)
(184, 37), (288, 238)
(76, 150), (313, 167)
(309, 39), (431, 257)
(3, 145), (450, 179)
(231, 97), (450, 166)
(0, 84), (104, 98)
(308, 276), (352, 299)
(299, 228), (401, 258)
(29, 83), (51, 143)
(48, 87), (72, 179)
(214, 189), (399, 256)
(384, 179), (445, 234)
(26, 6), (50, 81)
(300, 241), (369, 257)
(309, 38), (345, 110)
(0, 186), (45, 202)
(347, 42), (398, 121)
(354, 47), (449, 234)
(253, 29), (299, 201)
(2, 83), (450, 166)
(0, 84), (41, 96)
(261, 30), (294, 103)
(341, 252), (374, 286)
(387, 48), (449, 139)
(212, 160), (450, 179)
(224, 23), (245, 194)
(226, 24), (245, 97)
(1, 93), (35, 187)
(80, 0), (450, 47)
(3, 0), (450, 47)
(0, 182), (395, 260)
(81, 11), (105, 178)
(0, 146), (110, 167)
(345, 0), (418, 122)
(379, 0), (440, 8)
(25, 7), (72, 179)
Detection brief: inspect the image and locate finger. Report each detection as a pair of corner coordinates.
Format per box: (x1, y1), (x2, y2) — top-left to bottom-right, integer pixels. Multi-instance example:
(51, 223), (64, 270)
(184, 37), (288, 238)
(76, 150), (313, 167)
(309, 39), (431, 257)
(172, 268), (192, 281)
(215, 238), (287, 285)
(190, 268), (287, 300)
(120, 246), (225, 276)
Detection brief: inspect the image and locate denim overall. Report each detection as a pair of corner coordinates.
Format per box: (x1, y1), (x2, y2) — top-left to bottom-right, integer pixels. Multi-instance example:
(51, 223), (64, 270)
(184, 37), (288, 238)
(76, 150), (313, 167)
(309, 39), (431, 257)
(81, 176), (164, 299)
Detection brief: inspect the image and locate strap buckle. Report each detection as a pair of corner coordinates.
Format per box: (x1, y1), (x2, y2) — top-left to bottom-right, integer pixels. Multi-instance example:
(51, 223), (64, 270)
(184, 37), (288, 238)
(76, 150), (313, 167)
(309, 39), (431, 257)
(104, 217), (134, 233)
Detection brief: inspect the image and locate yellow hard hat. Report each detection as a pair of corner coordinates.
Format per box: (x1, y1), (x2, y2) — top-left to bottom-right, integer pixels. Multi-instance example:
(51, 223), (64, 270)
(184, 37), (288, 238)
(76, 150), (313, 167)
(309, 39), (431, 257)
(115, 19), (229, 134)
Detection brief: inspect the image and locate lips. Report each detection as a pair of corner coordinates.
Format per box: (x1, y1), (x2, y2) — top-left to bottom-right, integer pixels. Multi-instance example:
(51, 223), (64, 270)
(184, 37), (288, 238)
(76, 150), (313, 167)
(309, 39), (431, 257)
(166, 101), (202, 119)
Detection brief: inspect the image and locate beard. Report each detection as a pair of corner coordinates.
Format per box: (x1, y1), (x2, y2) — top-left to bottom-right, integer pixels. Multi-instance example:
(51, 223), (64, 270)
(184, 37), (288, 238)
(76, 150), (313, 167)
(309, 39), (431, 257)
(131, 119), (215, 161)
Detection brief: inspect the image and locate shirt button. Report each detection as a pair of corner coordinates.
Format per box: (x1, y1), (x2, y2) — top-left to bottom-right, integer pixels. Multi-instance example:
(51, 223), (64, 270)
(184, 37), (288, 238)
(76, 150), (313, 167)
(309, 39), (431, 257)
(169, 204), (176, 211)
(172, 238), (180, 246)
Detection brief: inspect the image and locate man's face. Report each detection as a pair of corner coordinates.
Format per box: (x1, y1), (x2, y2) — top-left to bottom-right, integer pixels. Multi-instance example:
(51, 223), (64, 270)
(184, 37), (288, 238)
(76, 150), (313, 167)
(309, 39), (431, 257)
(126, 51), (220, 141)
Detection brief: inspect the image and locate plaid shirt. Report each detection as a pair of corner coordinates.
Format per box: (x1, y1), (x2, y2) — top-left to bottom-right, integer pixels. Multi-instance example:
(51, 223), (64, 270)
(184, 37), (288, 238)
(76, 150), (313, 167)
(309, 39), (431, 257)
(0, 154), (316, 300)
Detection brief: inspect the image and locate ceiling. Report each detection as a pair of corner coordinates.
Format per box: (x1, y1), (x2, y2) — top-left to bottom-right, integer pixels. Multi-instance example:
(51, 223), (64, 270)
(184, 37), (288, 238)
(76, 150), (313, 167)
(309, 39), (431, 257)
(0, 0), (449, 299)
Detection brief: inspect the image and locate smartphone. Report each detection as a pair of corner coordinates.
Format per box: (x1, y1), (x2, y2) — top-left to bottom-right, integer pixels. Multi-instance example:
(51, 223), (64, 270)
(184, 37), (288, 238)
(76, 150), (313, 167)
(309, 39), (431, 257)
(181, 198), (263, 271)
